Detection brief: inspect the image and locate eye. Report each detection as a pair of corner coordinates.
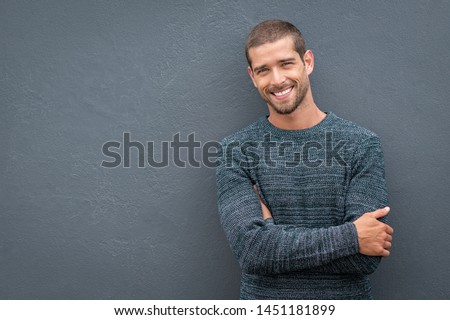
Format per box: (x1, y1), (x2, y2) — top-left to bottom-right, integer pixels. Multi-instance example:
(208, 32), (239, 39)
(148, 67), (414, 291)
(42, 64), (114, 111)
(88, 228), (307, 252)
(256, 68), (268, 75)
(281, 62), (293, 67)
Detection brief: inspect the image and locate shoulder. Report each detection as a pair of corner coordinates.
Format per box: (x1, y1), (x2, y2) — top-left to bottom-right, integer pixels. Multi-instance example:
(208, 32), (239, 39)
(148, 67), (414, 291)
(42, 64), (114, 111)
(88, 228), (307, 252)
(328, 114), (385, 170)
(329, 113), (381, 145)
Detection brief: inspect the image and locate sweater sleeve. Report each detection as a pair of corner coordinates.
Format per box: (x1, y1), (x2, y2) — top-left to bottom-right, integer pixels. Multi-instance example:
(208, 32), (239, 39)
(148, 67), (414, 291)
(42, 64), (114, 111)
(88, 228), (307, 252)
(215, 139), (360, 275)
(307, 135), (389, 275)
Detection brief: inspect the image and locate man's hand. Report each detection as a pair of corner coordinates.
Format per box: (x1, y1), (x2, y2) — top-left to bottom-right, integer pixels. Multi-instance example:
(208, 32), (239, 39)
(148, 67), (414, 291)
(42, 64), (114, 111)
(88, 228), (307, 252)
(353, 207), (394, 257)
(252, 185), (273, 220)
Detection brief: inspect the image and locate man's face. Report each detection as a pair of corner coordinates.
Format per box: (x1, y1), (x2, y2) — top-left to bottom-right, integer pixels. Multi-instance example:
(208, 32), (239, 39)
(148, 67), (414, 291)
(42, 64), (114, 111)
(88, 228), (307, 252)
(247, 36), (313, 115)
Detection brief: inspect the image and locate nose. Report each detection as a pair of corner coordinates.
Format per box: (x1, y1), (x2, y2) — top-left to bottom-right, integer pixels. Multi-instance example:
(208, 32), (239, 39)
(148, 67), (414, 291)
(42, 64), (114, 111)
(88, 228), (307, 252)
(270, 68), (286, 86)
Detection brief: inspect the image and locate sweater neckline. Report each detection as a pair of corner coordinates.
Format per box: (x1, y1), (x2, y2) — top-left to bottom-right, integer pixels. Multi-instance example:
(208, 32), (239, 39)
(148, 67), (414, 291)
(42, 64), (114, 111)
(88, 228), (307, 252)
(259, 111), (335, 137)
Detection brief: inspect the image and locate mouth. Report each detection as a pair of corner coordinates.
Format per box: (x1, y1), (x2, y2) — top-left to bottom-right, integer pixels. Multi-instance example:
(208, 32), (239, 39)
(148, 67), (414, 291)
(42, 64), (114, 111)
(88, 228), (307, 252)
(271, 86), (293, 99)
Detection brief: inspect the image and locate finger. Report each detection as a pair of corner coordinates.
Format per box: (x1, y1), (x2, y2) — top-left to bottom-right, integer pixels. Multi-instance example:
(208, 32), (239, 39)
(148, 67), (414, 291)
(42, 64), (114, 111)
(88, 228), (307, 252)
(259, 198), (271, 211)
(384, 241), (392, 250)
(260, 199), (269, 211)
(370, 206), (390, 219)
(262, 208), (273, 220)
(381, 249), (390, 257)
(385, 234), (393, 242)
(385, 225), (394, 235)
(260, 200), (272, 219)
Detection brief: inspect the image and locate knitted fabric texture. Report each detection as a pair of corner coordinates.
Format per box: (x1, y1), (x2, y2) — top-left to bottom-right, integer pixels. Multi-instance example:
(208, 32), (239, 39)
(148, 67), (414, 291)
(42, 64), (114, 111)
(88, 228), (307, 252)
(216, 112), (388, 299)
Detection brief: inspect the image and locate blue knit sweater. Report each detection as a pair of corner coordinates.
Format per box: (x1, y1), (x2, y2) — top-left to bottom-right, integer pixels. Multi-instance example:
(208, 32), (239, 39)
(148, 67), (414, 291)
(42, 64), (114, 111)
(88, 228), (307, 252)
(215, 112), (388, 299)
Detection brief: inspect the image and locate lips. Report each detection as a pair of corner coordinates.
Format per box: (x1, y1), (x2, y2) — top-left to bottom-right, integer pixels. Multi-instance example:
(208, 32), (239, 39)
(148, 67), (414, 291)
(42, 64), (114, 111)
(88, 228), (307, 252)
(272, 87), (293, 97)
(270, 86), (294, 99)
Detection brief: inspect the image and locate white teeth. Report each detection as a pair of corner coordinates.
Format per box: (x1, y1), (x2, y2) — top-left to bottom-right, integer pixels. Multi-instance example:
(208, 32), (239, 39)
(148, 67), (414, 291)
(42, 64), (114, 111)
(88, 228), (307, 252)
(273, 87), (292, 96)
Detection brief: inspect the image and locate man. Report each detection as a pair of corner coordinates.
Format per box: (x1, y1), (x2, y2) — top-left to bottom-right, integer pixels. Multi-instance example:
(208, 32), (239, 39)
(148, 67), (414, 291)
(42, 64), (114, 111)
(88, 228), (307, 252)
(215, 20), (394, 299)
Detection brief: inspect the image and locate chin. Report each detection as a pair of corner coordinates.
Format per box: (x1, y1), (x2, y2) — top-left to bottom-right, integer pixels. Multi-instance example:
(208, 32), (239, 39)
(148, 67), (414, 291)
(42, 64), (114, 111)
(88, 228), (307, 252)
(269, 100), (301, 115)
(273, 106), (298, 115)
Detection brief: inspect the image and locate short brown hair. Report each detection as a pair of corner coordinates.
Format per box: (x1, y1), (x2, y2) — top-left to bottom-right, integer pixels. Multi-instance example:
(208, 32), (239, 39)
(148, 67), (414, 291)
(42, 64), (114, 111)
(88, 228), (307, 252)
(245, 19), (306, 68)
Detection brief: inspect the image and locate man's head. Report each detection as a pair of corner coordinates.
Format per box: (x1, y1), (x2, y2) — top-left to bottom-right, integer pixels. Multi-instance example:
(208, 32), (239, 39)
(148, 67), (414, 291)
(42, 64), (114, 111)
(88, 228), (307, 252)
(245, 19), (306, 69)
(245, 20), (314, 115)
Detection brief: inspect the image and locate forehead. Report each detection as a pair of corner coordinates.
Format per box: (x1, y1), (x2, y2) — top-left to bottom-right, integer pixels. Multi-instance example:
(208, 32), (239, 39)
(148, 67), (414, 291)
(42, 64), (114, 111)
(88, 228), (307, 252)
(248, 36), (300, 67)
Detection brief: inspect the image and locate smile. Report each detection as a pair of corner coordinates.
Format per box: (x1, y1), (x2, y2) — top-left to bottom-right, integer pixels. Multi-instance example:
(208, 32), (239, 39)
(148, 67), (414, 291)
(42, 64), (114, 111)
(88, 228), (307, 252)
(272, 86), (293, 98)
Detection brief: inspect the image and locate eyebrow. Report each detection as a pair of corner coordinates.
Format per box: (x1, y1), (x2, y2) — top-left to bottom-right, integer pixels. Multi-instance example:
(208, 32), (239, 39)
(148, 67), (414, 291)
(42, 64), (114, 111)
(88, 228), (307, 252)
(279, 58), (296, 64)
(252, 65), (268, 74)
(253, 58), (297, 73)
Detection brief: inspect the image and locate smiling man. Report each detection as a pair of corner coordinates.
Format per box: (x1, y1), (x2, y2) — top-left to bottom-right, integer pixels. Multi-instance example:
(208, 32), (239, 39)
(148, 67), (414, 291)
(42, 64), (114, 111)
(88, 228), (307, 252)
(215, 20), (394, 300)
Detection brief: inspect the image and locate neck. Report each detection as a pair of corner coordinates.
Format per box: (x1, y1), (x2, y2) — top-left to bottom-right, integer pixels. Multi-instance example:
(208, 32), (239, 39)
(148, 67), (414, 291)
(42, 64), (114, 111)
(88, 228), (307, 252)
(268, 100), (326, 130)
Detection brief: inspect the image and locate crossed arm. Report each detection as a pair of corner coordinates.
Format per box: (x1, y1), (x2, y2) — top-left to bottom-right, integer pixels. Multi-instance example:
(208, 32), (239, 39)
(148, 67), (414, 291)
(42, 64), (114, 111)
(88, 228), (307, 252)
(216, 135), (394, 275)
(253, 185), (394, 257)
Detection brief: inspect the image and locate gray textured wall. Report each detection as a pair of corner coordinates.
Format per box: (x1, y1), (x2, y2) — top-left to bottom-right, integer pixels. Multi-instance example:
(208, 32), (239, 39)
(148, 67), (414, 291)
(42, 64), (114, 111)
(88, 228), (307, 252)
(1, 0), (449, 299)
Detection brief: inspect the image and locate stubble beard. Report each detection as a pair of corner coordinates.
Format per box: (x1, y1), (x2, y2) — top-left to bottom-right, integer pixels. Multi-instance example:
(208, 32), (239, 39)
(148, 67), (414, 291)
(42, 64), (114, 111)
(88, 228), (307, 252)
(264, 81), (309, 115)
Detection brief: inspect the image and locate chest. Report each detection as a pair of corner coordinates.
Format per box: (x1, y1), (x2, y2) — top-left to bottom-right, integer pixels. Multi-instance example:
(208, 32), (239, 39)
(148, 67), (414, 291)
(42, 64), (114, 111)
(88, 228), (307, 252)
(251, 165), (350, 227)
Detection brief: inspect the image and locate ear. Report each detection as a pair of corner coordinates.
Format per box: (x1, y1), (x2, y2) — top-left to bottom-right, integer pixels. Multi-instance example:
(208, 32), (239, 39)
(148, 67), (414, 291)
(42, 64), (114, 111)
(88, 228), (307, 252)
(247, 66), (257, 87)
(303, 50), (314, 76)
